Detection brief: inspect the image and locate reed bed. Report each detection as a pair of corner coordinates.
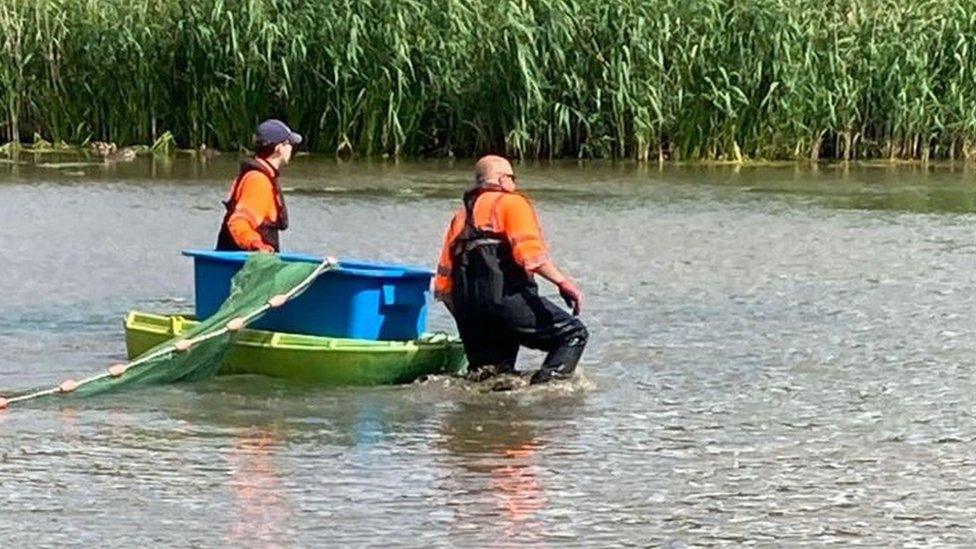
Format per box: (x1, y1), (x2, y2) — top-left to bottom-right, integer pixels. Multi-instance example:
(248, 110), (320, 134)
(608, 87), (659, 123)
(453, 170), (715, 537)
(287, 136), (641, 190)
(1, 0), (975, 160)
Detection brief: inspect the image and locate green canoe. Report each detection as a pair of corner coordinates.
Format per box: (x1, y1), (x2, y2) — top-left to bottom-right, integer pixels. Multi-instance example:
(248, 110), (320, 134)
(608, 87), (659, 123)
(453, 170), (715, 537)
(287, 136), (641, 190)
(124, 311), (467, 385)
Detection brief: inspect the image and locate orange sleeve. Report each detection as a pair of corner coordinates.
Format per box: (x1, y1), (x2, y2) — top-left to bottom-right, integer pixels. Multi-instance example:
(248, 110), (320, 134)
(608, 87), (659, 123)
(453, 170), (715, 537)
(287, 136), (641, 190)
(500, 194), (549, 271)
(227, 172), (276, 250)
(434, 210), (464, 300)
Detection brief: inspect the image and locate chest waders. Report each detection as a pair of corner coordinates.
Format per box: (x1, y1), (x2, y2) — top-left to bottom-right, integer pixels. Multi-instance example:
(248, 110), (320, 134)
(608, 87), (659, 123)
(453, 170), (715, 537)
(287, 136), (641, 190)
(449, 188), (533, 308)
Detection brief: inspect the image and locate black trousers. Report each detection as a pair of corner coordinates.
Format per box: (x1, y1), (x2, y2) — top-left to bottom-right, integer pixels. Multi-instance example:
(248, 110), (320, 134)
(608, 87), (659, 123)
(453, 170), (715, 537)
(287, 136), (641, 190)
(451, 286), (588, 378)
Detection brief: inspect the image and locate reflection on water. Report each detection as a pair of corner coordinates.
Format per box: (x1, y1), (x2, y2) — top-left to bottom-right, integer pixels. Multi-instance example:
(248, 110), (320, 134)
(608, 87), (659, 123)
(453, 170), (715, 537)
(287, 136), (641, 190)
(2, 157), (976, 545)
(439, 401), (549, 543)
(227, 428), (291, 547)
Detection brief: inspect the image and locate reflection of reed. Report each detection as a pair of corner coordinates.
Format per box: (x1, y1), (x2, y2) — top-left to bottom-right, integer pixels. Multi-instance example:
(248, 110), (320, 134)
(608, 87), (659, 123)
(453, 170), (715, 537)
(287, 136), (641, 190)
(226, 428), (292, 548)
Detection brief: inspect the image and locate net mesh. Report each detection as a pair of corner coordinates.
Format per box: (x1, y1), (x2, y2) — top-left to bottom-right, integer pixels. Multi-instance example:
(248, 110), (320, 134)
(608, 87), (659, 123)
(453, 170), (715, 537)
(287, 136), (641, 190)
(3, 254), (324, 404)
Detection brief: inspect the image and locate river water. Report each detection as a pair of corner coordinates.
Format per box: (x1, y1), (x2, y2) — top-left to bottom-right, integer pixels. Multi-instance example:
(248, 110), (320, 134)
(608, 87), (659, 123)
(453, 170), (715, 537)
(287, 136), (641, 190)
(1, 156), (976, 546)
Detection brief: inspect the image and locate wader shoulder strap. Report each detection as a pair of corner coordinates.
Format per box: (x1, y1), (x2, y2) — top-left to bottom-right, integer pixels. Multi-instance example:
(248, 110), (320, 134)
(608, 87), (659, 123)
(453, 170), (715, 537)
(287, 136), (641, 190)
(461, 187), (516, 234)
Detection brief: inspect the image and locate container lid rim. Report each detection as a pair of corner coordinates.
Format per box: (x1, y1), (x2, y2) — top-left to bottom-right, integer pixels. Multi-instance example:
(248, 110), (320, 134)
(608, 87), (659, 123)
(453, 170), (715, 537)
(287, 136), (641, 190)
(182, 249), (433, 278)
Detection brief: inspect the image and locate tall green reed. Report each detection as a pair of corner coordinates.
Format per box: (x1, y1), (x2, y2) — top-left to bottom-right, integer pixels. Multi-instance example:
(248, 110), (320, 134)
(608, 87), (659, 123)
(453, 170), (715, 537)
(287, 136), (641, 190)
(3, 0), (976, 160)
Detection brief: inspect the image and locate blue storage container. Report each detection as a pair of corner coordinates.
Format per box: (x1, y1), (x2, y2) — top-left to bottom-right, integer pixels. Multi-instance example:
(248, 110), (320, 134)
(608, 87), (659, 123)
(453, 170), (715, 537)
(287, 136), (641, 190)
(182, 250), (432, 340)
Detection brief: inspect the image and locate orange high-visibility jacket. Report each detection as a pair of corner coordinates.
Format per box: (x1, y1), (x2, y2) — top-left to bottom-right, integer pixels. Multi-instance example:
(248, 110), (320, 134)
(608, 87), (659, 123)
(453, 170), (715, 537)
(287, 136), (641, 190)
(434, 189), (549, 300)
(225, 158), (283, 250)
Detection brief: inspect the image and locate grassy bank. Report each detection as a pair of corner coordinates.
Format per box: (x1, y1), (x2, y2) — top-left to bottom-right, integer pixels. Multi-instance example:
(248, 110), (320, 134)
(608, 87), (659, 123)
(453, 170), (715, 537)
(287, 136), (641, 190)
(2, 0), (976, 160)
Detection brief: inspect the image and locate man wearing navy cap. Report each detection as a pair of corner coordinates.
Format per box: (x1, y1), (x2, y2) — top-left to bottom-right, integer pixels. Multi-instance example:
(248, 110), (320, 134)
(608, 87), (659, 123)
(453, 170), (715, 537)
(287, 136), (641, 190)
(215, 119), (302, 252)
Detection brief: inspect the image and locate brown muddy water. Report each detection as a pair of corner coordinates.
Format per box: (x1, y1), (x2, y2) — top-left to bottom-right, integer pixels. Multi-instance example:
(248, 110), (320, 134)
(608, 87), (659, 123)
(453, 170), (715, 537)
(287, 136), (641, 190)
(2, 156), (976, 546)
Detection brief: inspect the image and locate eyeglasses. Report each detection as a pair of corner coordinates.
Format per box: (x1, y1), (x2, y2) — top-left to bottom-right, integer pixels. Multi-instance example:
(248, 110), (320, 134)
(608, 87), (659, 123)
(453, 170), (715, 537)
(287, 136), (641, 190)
(476, 173), (518, 187)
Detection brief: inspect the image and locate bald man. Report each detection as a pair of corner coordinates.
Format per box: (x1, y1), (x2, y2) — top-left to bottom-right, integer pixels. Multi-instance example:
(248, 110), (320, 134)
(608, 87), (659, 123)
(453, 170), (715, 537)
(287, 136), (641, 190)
(434, 155), (588, 384)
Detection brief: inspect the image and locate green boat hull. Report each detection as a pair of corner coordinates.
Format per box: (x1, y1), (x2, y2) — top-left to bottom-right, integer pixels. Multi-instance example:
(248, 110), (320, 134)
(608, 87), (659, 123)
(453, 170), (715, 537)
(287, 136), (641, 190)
(124, 311), (467, 386)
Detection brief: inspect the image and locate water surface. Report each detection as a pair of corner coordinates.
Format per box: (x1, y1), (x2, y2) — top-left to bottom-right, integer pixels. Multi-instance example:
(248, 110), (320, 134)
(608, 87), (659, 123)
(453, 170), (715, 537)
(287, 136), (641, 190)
(2, 156), (975, 546)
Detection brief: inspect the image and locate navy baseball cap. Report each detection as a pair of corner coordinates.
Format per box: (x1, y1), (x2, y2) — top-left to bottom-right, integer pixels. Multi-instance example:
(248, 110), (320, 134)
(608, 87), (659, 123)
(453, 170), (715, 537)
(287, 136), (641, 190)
(255, 119), (302, 146)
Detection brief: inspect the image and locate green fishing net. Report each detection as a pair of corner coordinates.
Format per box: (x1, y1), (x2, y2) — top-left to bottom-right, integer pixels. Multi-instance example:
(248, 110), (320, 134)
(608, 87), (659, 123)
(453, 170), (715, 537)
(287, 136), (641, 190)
(9, 254), (323, 402)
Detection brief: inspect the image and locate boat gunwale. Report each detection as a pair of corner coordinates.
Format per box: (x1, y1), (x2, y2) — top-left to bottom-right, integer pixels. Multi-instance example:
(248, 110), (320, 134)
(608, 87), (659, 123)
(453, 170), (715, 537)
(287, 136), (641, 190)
(125, 311), (461, 353)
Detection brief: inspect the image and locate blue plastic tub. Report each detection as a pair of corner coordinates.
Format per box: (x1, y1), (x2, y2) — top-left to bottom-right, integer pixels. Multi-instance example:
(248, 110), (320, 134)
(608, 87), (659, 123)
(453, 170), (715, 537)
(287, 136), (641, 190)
(182, 250), (432, 340)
